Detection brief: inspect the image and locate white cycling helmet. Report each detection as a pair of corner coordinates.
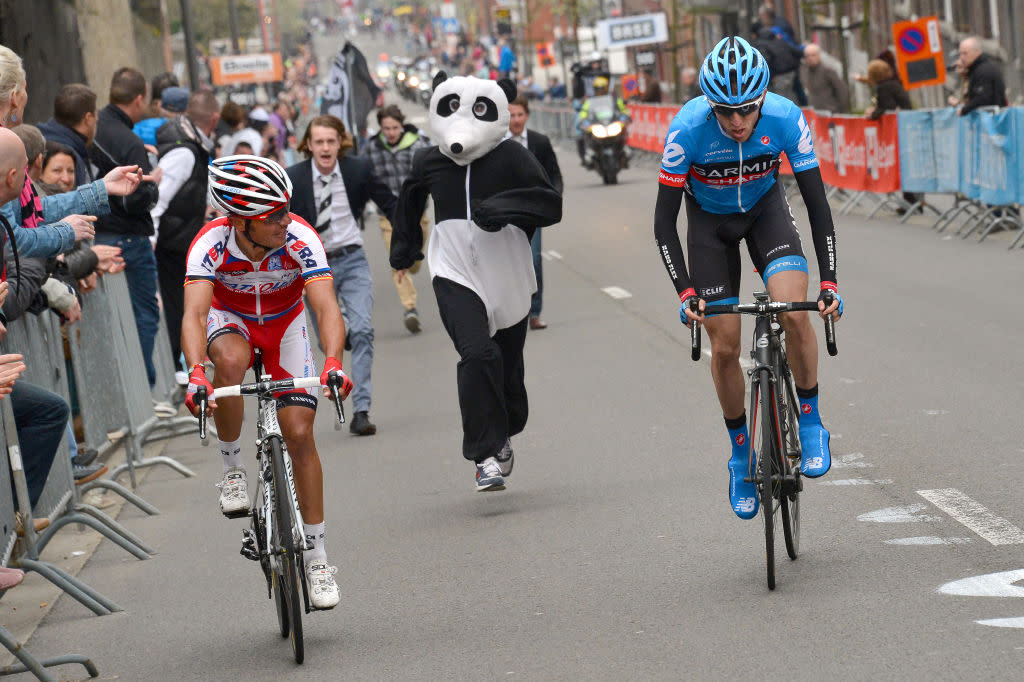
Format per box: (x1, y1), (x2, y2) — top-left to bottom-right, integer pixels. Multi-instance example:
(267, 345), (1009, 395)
(209, 154), (293, 220)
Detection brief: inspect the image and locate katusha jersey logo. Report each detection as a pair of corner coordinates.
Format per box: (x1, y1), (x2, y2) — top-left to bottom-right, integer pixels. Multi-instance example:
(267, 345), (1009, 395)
(266, 255), (284, 271)
(735, 433), (746, 446)
(661, 129), (686, 168)
(761, 135), (770, 144)
(801, 403), (812, 414)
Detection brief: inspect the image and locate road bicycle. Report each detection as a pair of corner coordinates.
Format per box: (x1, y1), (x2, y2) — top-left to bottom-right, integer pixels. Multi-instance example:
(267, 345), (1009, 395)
(690, 291), (837, 590)
(195, 350), (346, 663)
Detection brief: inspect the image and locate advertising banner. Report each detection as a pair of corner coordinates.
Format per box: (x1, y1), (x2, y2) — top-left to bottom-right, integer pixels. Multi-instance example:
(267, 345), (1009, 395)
(209, 53), (284, 86)
(626, 103), (677, 153)
(973, 108), (1018, 206)
(897, 111), (936, 193)
(931, 108), (961, 192)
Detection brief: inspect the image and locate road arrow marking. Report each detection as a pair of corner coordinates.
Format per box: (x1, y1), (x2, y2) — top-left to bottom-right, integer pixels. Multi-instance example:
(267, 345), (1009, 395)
(833, 453), (875, 469)
(977, 617), (1024, 628)
(601, 286), (632, 299)
(938, 570), (1024, 597)
(884, 537), (971, 545)
(917, 489), (1024, 545)
(857, 504), (941, 522)
(821, 478), (893, 486)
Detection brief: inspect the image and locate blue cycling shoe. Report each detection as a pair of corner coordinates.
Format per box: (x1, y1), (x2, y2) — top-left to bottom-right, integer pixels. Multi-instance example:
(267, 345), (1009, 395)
(728, 455), (759, 519)
(798, 423), (831, 478)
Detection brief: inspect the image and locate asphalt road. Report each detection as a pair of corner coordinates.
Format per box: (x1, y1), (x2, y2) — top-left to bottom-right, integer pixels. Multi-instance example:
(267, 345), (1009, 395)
(22, 35), (1024, 681)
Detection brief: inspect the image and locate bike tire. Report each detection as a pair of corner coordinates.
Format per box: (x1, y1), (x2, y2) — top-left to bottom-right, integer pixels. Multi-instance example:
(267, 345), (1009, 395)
(780, 368), (801, 560)
(752, 369), (778, 590)
(270, 437), (305, 664)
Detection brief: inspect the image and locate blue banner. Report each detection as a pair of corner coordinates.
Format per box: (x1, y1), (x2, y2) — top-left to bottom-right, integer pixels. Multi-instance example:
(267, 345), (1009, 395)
(930, 108), (961, 193)
(974, 109), (1017, 206)
(897, 111), (936, 193)
(1016, 108), (1024, 205)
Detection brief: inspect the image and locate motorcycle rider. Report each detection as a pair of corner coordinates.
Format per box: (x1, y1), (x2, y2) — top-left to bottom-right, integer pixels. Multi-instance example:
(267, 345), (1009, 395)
(576, 76), (631, 167)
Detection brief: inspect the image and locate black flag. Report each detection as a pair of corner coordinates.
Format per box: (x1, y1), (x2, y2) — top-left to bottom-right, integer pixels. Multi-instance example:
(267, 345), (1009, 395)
(321, 41), (381, 152)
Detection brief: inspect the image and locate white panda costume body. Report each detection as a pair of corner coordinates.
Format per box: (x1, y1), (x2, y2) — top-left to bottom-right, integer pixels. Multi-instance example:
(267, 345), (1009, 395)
(391, 73), (562, 470)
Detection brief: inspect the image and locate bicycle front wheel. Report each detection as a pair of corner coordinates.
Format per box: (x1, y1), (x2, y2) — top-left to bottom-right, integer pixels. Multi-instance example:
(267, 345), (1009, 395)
(753, 369), (782, 591)
(780, 367), (801, 560)
(270, 437), (305, 664)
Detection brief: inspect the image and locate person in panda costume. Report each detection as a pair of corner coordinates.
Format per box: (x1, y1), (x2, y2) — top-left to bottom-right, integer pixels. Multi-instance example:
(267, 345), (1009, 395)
(390, 73), (562, 492)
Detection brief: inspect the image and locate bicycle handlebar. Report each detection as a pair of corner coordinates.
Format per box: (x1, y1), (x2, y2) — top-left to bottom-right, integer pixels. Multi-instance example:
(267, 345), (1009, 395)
(197, 373), (348, 445)
(689, 296), (838, 360)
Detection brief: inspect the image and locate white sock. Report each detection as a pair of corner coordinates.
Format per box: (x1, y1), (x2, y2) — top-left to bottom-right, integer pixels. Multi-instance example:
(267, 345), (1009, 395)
(303, 522), (327, 564)
(218, 438), (244, 472)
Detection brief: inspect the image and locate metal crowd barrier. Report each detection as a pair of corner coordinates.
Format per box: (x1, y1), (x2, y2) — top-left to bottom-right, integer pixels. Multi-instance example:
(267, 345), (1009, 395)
(529, 102), (579, 143)
(69, 273), (194, 489)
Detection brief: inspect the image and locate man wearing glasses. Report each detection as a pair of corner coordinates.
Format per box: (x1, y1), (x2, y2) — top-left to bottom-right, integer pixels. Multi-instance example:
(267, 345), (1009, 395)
(653, 36), (843, 520)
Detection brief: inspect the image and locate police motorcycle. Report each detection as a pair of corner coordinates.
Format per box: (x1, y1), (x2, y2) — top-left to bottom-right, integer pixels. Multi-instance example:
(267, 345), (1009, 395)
(580, 96), (628, 185)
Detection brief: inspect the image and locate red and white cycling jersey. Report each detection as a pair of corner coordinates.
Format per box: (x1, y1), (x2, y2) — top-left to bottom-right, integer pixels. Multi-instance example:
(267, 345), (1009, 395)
(184, 214), (333, 322)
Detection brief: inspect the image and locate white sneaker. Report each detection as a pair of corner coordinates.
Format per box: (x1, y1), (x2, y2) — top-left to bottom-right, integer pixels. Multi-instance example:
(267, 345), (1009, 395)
(152, 399), (176, 418)
(174, 370), (188, 386)
(216, 467), (249, 517)
(475, 457), (505, 491)
(495, 439), (514, 477)
(306, 560), (340, 610)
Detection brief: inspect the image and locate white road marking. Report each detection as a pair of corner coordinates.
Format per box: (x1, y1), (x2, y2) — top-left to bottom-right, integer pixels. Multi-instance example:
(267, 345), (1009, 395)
(917, 489), (1024, 545)
(977, 617), (1024, 629)
(601, 286), (632, 299)
(923, 409), (949, 416)
(884, 537), (971, 546)
(540, 252), (553, 261)
(858, 504), (941, 523)
(821, 478), (893, 486)
(700, 348), (753, 369)
(938, 570), (1024, 597)
(546, 250), (563, 260)
(838, 377), (862, 384)
(832, 453), (875, 469)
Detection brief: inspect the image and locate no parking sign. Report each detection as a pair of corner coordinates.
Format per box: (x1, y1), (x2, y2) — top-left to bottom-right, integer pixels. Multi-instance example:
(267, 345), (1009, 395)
(892, 16), (946, 90)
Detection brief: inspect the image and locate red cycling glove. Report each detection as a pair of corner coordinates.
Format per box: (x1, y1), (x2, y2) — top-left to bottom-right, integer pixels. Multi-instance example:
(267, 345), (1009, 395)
(320, 356), (354, 400)
(185, 364), (213, 417)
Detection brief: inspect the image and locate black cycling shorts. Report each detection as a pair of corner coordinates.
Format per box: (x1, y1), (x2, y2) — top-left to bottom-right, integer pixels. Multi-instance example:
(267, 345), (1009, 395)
(684, 181), (807, 304)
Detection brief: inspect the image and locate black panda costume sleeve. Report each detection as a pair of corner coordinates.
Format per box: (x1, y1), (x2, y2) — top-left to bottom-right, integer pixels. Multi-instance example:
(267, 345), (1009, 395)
(470, 141), (562, 233)
(389, 147), (431, 270)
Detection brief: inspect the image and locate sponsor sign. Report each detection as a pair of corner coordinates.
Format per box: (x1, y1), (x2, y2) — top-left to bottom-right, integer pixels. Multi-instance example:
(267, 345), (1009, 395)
(892, 16), (946, 90)
(596, 13), (668, 51)
(626, 103), (677, 153)
(209, 53), (284, 86)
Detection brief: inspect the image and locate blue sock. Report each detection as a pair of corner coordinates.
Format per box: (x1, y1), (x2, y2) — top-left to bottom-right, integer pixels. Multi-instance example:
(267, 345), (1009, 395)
(797, 387), (822, 427)
(727, 425), (749, 462)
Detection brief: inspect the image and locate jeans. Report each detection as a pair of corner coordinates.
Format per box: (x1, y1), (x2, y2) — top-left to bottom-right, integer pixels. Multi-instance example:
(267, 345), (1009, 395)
(95, 233), (160, 387)
(155, 246), (187, 372)
(328, 247), (374, 413)
(530, 229), (543, 318)
(10, 382), (69, 509)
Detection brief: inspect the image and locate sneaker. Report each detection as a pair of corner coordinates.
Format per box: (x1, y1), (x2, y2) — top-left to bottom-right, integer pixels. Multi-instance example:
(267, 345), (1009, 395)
(799, 423), (831, 478)
(475, 457), (505, 492)
(349, 411), (377, 436)
(306, 560), (340, 610)
(495, 439), (514, 477)
(73, 462), (108, 484)
(403, 308), (422, 333)
(728, 455), (759, 520)
(72, 448), (98, 468)
(174, 370), (188, 386)
(216, 467), (249, 517)
(152, 399), (176, 418)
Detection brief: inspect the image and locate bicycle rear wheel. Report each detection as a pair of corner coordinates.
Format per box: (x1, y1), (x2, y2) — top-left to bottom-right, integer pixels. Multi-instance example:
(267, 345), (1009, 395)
(753, 369), (783, 591)
(270, 438), (304, 664)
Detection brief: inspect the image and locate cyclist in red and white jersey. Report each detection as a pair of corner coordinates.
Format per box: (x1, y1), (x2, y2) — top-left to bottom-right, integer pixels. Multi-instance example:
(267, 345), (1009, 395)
(182, 155), (353, 610)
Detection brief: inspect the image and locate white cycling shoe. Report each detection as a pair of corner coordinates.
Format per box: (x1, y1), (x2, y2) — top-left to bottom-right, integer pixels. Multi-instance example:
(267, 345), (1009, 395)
(306, 560), (340, 610)
(217, 467), (249, 517)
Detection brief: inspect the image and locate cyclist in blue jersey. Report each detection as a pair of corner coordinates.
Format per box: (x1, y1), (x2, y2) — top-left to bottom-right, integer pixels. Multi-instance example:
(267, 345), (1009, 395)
(653, 36), (843, 520)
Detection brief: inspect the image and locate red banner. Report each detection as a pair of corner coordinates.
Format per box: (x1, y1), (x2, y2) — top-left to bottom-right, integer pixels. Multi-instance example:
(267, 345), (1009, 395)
(627, 103), (678, 153)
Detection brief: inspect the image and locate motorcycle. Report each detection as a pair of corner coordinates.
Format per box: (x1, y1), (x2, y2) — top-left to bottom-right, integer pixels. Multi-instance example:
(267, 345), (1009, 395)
(581, 98), (628, 185)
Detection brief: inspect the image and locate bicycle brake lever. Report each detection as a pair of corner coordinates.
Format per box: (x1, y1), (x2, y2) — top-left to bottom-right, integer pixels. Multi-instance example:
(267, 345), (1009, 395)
(689, 299), (702, 361)
(328, 371), (346, 428)
(197, 386), (209, 446)
(822, 291), (838, 357)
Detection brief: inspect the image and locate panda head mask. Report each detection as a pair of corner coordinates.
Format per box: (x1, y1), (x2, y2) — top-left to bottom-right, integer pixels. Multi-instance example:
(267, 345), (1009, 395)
(429, 72), (517, 166)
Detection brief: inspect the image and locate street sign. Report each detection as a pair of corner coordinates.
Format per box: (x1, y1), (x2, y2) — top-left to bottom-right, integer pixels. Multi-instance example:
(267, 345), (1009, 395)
(536, 42), (556, 68)
(635, 50), (656, 67)
(209, 53), (284, 86)
(595, 13), (668, 51)
(495, 7), (512, 36)
(891, 16), (946, 90)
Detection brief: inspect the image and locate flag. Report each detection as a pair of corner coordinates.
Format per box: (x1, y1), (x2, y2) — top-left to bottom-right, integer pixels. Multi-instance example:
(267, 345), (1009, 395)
(321, 41), (381, 151)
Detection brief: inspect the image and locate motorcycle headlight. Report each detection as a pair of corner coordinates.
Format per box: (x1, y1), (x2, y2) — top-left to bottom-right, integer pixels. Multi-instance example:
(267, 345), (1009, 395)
(408, 75), (420, 87)
(590, 124), (607, 138)
(377, 66), (391, 79)
(418, 81), (430, 90)
(606, 121), (623, 136)
(397, 71), (406, 81)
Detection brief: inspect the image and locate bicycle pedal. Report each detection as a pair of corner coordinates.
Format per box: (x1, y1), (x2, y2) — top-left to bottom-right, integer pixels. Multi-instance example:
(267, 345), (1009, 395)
(240, 529), (260, 561)
(223, 508), (250, 520)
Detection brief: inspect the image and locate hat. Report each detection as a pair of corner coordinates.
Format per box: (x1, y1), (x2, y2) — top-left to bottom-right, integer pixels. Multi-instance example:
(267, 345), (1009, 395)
(161, 87), (189, 113)
(247, 107), (270, 122)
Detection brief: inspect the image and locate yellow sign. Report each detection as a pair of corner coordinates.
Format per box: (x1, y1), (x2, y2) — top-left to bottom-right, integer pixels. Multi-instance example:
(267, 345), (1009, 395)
(393, 5), (413, 16)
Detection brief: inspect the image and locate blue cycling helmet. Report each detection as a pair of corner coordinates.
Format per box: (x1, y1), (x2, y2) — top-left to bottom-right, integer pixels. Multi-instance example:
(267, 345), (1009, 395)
(699, 36), (770, 105)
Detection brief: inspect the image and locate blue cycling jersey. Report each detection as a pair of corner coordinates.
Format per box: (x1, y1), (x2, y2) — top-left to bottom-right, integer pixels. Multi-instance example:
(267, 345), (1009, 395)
(658, 92), (818, 214)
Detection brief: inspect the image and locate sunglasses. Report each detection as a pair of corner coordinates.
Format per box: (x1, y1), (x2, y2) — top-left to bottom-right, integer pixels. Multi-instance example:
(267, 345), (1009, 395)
(709, 94), (765, 118)
(263, 204), (290, 224)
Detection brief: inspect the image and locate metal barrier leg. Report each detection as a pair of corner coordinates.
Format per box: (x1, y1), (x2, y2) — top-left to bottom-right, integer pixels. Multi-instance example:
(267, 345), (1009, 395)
(110, 454), (196, 483)
(72, 503), (155, 554)
(78, 479), (160, 515)
(977, 213), (1017, 242)
(867, 194), (900, 219)
(838, 191), (866, 215)
(960, 206), (997, 238)
(0, 624), (59, 681)
(15, 559), (112, 616)
(933, 202), (970, 232)
(0, 649), (98, 681)
(33, 514), (149, 561)
(1009, 227), (1024, 249)
(110, 423), (195, 486)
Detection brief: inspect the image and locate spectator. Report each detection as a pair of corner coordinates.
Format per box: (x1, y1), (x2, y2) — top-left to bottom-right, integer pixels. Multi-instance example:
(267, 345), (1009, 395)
(39, 142), (76, 193)
(285, 115), (397, 436)
(853, 48), (897, 86)
(864, 59), (910, 119)
(504, 95), (562, 331)
(90, 66), (161, 390)
(268, 99), (294, 161)
(753, 28), (804, 103)
(680, 67), (701, 102)
(230, 108), (270, 158)
(363, 104), (431, 334)
(547, 76), (567, 100)
(498, 39), (516, 79)
(756, 3), (799, 47)
(151, 91), (219, 375)
(10, 124), (44, 183)
(950, 36), (1008, 115)
(799, 44), (850, 112)
(37, 84), (98, 187)
(640, 70), (663, 103)
(133, 72), (180, 146)
(215, 101), (246, 156)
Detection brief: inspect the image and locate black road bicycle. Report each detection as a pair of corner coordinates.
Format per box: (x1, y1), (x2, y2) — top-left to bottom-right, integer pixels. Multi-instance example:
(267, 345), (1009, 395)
(690, 291), (837, 590)
(196, 350), (346, 663)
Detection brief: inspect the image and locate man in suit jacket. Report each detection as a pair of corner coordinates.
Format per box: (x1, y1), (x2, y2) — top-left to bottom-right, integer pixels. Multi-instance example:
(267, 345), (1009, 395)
(286, 115), (397, 436)
(505, 95), (563, 330)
